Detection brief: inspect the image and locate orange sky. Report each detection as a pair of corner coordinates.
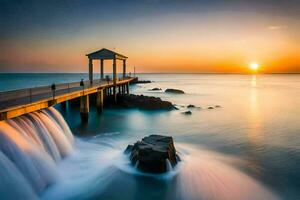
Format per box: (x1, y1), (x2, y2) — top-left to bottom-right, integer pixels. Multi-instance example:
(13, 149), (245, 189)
(1, 2), (300, 73)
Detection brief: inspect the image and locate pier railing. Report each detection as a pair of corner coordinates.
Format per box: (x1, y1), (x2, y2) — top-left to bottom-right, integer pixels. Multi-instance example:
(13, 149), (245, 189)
(0, 77), (132, 109)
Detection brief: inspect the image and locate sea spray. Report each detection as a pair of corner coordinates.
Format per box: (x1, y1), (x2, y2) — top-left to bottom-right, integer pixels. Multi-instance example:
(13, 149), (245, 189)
(0, 107), (74, 199)
(43, 139), (279, 200)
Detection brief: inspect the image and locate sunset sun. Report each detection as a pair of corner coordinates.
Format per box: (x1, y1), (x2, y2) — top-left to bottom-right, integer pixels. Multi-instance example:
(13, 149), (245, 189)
(250, 63), (259, 71)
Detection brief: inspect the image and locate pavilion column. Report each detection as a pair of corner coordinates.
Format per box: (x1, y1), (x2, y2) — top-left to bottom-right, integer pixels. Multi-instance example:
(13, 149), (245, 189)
(123, 60), (126, 79)
(100, 59), (104, 79)
(89, 58), (93, 83)
(113, 58), (117, 102)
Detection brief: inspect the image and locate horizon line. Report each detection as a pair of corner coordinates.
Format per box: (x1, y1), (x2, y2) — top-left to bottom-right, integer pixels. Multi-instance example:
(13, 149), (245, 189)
(0, 72), (299, 75)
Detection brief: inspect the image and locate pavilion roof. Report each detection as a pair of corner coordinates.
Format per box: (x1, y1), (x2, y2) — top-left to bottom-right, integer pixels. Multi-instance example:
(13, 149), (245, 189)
(86, 48), (127, 60)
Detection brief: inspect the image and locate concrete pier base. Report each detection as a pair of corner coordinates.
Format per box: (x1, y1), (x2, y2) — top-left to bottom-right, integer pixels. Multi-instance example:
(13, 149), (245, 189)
(113, 86), (117, 102)
(121, 85), (124, 94)
(96, 90), (103, 113)
(126, 83), (129, 94)
(80, 95), (89, 122)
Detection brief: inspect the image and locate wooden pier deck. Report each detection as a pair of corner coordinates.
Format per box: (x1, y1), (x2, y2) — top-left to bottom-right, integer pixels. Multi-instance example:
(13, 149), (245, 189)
(0, 77), (137, 121)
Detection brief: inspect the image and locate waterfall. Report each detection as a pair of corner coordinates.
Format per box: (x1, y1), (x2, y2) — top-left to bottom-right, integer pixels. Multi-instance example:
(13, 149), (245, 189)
(0, 107), (74, 199)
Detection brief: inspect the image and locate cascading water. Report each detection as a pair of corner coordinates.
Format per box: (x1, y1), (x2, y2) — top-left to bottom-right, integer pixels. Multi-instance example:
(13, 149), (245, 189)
(0, 107), (74, 200)
(0, 107), (279, 200)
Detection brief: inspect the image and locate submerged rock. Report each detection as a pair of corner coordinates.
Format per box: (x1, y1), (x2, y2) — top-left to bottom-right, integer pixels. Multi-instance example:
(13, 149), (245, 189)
(125, 135), (179, 173)
(182, 111), (192, 115)
(149, 87), (162, 91)
(165, 88), (185, 94)
(208, 106), (214, 109)
(106, 94), (176, 110)
(187, 104), (195, 108)
(215, 105), (221, 108)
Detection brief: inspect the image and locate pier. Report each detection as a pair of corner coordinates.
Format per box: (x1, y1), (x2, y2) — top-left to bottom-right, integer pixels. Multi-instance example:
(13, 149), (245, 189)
(0, 48), (137, 122)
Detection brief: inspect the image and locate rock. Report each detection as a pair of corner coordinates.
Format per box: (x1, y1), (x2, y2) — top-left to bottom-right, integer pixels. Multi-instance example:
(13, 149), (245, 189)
(165, 89), (185, 94)
(106, 94), (176, 110)
(124, 145), (133, 154)
(125, 135), (179, 173)
(131, 80), (152, 84)
(149, 87), (162, 91)
(215, 105), (221, 108)
(208, 106), (214, 109)
(182, 111), (192, 115)
(187, 104), (195, 108)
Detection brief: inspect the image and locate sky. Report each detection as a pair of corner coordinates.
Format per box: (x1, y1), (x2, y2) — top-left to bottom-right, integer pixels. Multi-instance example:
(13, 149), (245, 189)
(0, 0), (300, 73)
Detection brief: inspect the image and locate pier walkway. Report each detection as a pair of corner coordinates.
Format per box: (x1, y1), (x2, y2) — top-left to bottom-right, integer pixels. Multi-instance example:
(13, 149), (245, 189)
(0, 77), (136, 121)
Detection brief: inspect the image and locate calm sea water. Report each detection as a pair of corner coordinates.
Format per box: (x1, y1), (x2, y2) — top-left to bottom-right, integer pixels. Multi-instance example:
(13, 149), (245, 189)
(1, 73), (300, 200)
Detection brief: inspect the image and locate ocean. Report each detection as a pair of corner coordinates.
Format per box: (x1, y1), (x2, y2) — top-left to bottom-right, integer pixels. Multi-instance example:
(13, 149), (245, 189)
(0, 73), (299, 200)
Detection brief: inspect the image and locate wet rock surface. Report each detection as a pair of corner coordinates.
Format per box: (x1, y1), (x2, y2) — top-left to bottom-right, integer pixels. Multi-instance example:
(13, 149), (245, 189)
(125, 135), (179, 173)
(187, 104), (195, 108)
(165, 89), (185, 94)
(182, 111), (192, 115)
(106, 94), (176, 110)
(149, 87), (162, 91)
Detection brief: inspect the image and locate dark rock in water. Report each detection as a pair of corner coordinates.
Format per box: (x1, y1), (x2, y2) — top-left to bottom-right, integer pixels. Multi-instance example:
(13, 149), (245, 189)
(131, 80), (152, 84)
(165, 88), (185, 94)
(149, 87), (162, 91)
(187, 104), (195, 108)
(125, 135), (179, 173)
(182, 111), (192, 115)
(208, 106), (214, 109)
(215, 105), (221, 108)
(106, 94), (176, 110)
(124, 145), (133, 154)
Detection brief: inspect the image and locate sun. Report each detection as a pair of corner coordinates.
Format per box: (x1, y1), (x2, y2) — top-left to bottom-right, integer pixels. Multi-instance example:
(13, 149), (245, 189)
(249, 63), (259, 71)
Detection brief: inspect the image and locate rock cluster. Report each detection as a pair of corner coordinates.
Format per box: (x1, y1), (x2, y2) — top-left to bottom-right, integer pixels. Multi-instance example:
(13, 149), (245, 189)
(125, 135), (180, 173)
(107, 94), (176, 110)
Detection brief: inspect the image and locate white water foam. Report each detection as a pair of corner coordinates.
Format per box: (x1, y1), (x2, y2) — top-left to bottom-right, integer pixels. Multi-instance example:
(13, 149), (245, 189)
(0, 107), (74, 199)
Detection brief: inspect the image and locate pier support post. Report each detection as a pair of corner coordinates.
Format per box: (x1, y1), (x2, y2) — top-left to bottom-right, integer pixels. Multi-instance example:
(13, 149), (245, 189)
(126, 83), (129, 94)
(113, 86), (117, 102)
(113, 58), (117, 102)
(80, 95), (89, 122)
(96, 90), (104, 113)
(89, 58), (93, 84)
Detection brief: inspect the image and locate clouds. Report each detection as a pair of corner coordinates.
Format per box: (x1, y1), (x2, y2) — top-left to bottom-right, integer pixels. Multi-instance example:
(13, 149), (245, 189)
(268, 26), (287, 30)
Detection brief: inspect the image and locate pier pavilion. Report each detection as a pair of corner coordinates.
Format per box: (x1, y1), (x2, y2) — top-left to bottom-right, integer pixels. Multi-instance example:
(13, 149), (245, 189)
(86, 48), (128, 83)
